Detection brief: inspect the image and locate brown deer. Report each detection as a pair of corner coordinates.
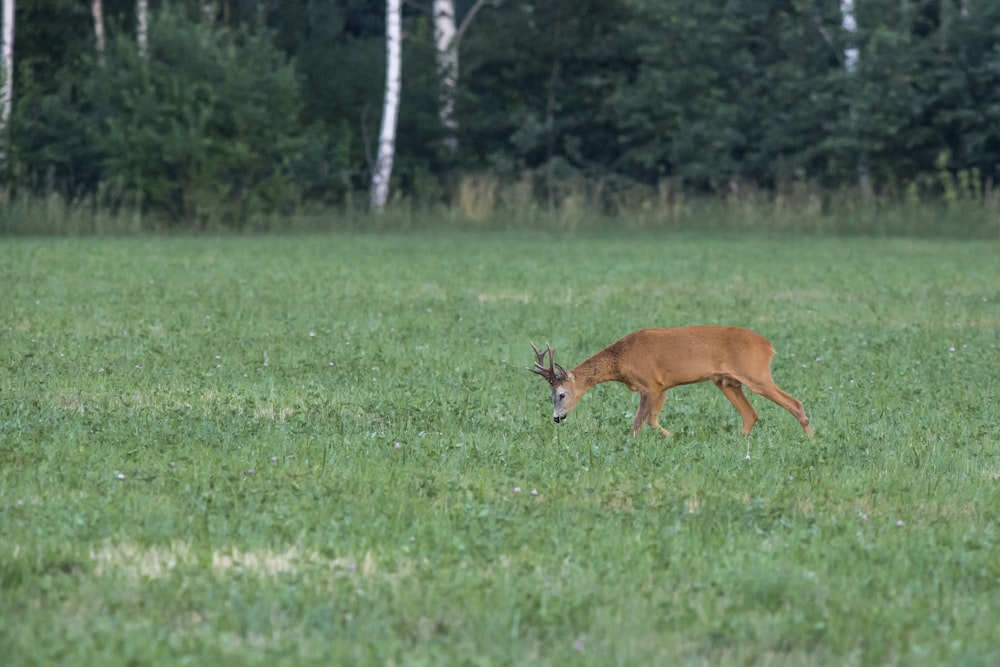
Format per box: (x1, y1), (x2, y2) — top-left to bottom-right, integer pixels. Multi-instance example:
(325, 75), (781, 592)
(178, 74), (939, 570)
(531, 326), (813, 437)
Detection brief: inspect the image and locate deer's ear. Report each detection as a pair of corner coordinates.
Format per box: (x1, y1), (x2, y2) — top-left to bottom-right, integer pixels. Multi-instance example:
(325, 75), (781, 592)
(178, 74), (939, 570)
(554, 363), (569, 382)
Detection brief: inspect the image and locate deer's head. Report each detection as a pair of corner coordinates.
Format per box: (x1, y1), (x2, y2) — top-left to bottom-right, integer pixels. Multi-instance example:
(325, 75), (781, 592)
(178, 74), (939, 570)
(530, 343), (580, 423)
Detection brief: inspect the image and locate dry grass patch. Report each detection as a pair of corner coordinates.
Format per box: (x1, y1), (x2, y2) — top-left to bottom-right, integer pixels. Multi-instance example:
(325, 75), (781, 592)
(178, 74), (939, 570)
(89, 540), (373, 579)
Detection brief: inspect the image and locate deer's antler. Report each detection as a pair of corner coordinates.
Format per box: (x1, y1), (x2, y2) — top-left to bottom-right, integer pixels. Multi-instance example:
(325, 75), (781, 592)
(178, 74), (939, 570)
(530, 342), (567, 385)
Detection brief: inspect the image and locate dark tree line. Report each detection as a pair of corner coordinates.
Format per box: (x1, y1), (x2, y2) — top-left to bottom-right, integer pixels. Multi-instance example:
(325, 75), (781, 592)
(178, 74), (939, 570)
(5, 0), (999, 225)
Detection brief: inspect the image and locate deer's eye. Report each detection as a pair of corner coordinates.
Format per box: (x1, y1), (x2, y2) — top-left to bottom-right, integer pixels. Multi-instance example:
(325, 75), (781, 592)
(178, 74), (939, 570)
(557, 392), (567, 400)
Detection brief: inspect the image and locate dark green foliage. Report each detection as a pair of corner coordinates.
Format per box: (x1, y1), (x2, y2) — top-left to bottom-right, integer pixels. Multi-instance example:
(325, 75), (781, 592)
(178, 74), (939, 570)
(4, 0), (1000, 228)
(95, 9), (311, 223)
(458, 1), (639, 187)
(11, 4), (343, 227)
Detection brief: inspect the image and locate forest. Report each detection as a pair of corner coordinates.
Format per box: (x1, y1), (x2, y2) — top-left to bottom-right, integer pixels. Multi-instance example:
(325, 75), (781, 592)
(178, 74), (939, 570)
(3, 0), (999, 230)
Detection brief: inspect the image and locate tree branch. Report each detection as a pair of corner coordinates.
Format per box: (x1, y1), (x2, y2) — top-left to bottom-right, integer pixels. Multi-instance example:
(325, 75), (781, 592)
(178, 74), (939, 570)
(454, 0), (492, 49)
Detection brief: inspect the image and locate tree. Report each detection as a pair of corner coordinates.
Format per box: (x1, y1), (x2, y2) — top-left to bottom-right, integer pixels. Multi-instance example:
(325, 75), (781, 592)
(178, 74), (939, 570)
(433, 0), (458, 155)
(91, 0), (106, 55)
(840, 0), (870, 193)
(137, 0), (148, 57)
(1, 0), (12, 164)
(3, 0), (999, 215)
(92, 7), (313, 224)
(371, 0), (402, 211)
(201, 1), (217, 24)
(433, 0), (491, 156)
(460, 0), (637, 186)
(840, 0), (859, 72)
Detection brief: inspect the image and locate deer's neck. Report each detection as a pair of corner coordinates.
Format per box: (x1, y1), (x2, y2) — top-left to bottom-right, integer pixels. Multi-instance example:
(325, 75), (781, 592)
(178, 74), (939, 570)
(571, 343), (624, 391)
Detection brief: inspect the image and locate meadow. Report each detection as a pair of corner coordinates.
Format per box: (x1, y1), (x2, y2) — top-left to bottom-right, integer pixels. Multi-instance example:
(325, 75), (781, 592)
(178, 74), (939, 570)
(1, 231), (998, 666)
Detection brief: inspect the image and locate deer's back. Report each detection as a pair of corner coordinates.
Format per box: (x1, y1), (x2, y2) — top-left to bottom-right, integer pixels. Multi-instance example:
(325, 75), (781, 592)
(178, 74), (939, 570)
(616, 326), (774, 385)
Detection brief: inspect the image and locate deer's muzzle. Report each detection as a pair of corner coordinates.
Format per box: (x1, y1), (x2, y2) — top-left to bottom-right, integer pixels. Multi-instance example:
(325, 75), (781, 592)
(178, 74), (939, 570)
(553, 415), (566, 424)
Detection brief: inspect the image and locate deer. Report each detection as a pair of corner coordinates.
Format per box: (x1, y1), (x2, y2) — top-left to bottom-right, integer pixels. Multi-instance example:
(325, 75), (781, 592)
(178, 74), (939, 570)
(530, 326), (813, 438)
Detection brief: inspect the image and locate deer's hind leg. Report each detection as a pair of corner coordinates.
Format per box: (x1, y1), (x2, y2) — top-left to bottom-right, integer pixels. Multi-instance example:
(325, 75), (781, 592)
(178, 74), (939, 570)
(741, 374), (814, 436)
(714, 377), (759, 435)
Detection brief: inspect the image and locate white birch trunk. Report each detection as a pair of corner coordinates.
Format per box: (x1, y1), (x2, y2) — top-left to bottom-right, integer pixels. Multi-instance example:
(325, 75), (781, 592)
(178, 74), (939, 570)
(840, 0), (869, 193)
(370, 0), (402, 212)
(91, 0), (106, 56)
(137, 0), (149, 58)
(432, 0), (489, 157)
(201, 1), (216, 23)
(1, 0), (13, 161)
(434, 0), (459, 155)
(840, 0), (858, 73)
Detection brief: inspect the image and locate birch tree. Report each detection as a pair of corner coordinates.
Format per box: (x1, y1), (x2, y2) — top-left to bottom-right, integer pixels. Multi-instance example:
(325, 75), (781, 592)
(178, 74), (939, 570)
(433, 0), (490, 156)
(201, 1), (216, 24)
(137, 0), (149, 58)
(91, 0), (106, 57)
(840, 0), (869, 193)
(433, 0), (458, 155)
(840, 0), (858, 73)
(370, 0), (402, 211)
(0, 0), (12, 164)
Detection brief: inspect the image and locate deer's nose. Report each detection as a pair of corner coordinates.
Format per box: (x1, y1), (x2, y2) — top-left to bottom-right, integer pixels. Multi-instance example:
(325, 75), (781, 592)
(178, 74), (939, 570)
(554, 415), (565, 424)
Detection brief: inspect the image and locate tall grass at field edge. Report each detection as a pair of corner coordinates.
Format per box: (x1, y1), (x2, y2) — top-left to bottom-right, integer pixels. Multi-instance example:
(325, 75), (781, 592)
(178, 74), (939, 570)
(1, 181), (998, 237)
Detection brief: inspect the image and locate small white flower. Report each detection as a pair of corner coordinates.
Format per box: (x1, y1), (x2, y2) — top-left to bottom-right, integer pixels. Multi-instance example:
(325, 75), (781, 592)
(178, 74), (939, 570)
(115, 473), (125, 480)
(513, 487), (522, 493)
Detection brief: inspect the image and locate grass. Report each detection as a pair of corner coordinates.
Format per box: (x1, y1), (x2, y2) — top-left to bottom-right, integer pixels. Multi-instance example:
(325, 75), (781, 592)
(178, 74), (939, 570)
(1, 231), (998, 666)
(2, 186), (999, 238)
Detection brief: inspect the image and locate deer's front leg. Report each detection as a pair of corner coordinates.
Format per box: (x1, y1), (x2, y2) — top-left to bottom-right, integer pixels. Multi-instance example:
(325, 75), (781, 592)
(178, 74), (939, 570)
(646, 389), (672, 437)
(632, 392), (651, 437)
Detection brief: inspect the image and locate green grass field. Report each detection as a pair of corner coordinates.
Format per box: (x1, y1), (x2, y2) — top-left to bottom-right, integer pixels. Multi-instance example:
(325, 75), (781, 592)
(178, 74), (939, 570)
(2, 232), (998, 666)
